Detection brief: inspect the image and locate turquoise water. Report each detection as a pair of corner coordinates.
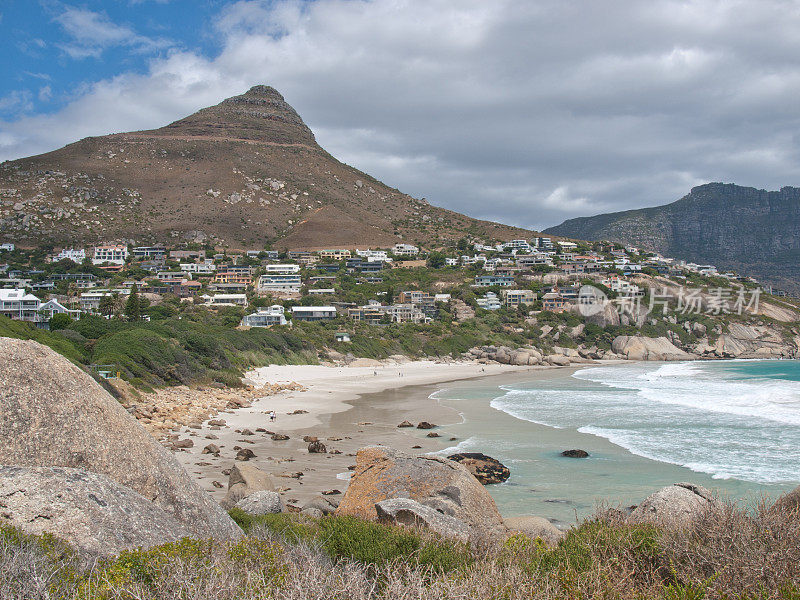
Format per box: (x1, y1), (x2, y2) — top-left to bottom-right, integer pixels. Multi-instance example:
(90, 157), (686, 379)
(433, 360), (800, 525)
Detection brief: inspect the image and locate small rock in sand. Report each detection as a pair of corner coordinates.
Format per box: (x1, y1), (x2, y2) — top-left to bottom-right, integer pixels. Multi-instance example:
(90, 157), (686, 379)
(322, 489), (341, 495)
(397, 420), (414, 428)
(241, 429), (255, 436)
(426, 432), (440, 438)
(212, 481), (223, 488)
(236, 449), (256, 461)
(417, 422), (436, 430)
(411, 445), (422, 449)
(308, 441), (327, 454)
(271, 433), (290, 441)
(208, 419), (226, 427)
(303, 436), (318, 443)
(205, 434), (218, 440)
(288, 409), (308, 415)
(173, 439), (193, 449)
(201, 444), (220, 456)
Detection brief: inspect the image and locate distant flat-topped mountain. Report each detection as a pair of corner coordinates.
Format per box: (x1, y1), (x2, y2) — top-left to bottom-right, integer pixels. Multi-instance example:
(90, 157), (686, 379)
(0, 85), (531, 249)
(545, 183), (800, 291)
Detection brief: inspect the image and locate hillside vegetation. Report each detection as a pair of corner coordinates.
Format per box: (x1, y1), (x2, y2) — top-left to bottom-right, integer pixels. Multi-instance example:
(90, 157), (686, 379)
(3, 499), (800, 599)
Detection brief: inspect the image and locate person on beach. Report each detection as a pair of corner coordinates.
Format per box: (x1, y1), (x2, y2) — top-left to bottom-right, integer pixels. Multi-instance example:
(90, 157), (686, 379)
(269, 410), (276, 422)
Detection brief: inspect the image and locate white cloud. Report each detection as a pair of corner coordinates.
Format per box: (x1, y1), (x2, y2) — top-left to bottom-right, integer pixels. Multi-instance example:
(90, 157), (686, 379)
(2, 0), (799, 229)
(53, 5), (172, 59)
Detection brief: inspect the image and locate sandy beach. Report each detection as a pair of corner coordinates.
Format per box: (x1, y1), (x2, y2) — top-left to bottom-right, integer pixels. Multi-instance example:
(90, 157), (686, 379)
(172, 360), (553, 508)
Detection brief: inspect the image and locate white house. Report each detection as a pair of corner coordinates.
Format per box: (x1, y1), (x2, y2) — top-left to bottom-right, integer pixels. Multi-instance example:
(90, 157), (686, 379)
(291, 306), (337, 321)
(265, 263), (302, 274)
(79, 290), (120, 312)
(39, 299), (82, 320)
(0, 289), (42, 322)
(257, 274), (302, 294)
(355, 249), (391, 262)
(201, 294), (248, 307)
(476, 292), (501, 311)
(392, 243), (419, 256)
(53, 248), (86, 264)
(0, 243), (15, 252)
(180, 261), (216, 274)
(92, 245), (128, 265)
(241, 305), (288, 327)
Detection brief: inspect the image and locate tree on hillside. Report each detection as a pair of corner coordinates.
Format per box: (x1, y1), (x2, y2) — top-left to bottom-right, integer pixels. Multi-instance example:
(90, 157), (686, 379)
(49, 313), (73, 330)
(99, 293), (118, 318)
(427, 251), (446, 269)
(125, 285), (141, 321)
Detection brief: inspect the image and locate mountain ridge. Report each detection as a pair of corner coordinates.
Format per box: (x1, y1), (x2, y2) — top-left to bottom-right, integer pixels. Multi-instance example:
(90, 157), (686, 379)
(0, 86), (533, 250)
(545, 182), (800, 291)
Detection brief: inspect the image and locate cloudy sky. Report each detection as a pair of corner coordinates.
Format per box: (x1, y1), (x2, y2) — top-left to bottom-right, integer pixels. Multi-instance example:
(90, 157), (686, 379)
(1, 0), (799, 230)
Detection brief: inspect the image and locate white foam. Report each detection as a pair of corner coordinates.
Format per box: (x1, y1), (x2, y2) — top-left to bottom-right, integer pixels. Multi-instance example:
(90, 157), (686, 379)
(491, 360), (800, 484)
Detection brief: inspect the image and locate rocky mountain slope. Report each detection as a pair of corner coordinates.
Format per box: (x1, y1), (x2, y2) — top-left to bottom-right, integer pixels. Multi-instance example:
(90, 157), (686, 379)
(0, 86), (532, 250)
(545, 183), (800, 291)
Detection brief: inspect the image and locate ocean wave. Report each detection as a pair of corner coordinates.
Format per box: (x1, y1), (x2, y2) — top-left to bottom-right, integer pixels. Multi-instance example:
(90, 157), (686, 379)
(578, 425), (797, 484)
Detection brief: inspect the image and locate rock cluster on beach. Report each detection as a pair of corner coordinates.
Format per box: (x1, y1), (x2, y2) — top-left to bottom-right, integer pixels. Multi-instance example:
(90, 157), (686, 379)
(447, 453), (511, 485)
(111, 380), (305, 435)
(464, 344), (617, 366)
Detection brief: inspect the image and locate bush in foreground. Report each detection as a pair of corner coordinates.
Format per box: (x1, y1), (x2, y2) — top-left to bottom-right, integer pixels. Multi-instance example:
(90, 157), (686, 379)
(2, 500), (800, 599)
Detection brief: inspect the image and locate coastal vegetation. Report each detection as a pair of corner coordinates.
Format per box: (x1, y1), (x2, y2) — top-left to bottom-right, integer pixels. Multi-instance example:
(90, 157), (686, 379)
(3, 499), (800, 599)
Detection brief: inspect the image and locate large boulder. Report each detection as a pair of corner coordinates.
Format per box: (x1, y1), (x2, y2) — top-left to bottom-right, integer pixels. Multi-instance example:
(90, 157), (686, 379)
(375, 498), (472, 542)
(221, 463), (274, 510)
(0, 466), (190, 556)
(611, 336), (694, 361)
(335, 446), (507, 539)
(628, 482), (718, 528)
(0, 338), (241, 541)
(446, 453), (510, 485)
(234, 490), (283, 515)
(504, 516), (565, 546)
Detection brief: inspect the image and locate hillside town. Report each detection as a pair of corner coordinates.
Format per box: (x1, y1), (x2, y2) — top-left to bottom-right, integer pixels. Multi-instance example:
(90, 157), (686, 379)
(0, 236), (793, 331)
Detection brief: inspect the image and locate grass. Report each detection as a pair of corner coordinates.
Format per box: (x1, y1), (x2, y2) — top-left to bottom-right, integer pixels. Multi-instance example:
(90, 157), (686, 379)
(3, 498), (800, 599)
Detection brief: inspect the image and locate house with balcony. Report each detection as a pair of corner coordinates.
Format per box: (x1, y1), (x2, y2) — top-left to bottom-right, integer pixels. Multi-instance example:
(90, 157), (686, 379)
(180, 261), (216, 274)
(52, 248), (86, 264)
(348, 305), (384, 324)
(474, 275), (515, 287)
(132, 246), (166, 260)
(92, 245), (129, 265)
(241, 305), (288, 327)
(257, 274), (302, 295)
(39, 299), (82, 320)
(265, 264), (301, 274)
(318, 249), (351, 260)
(291, 305), (337, 321)
(502, 289), (536, 307)
(542, 290), (568, 312)
(392, 243), (419, 256)
(201, 294), (248, 307)
(476, 292), (501, 311)
(0, 289), (42, 323)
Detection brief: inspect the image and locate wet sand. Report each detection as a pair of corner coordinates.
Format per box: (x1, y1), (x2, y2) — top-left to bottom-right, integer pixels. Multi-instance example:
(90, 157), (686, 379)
(172, 360), (553, 508)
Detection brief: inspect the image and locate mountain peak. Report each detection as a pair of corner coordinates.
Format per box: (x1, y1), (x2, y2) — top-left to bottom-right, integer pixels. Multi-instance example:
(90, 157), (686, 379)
(156, 84), (316, 146)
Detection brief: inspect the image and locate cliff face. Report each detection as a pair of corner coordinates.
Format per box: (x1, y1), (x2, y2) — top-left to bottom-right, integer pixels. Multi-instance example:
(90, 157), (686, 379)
(0, 86), (532, 250)
(545, 183), (800, 291)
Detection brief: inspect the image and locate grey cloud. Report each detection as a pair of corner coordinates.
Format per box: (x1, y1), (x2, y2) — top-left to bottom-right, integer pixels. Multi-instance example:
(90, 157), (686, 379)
(2, 0), (799, 230)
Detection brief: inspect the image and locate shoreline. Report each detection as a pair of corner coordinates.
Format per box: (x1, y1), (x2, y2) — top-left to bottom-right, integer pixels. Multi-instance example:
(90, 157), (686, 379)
(171, 359), (567, 507)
